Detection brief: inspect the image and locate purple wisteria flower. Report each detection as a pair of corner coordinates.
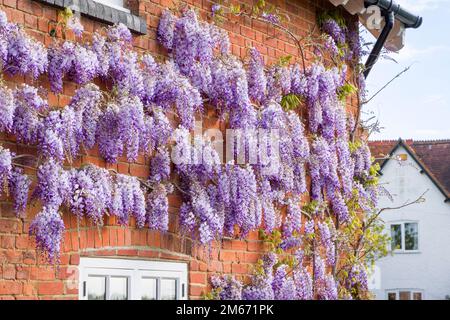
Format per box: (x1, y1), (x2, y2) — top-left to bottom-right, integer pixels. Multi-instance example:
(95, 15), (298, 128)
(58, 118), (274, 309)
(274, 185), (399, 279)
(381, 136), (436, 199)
(0, 86), (15, 132)
(246, 47), (267, 104)
(29, 206), (65, 263)
(158, 9), (176, 50)
(8, 168), (31, 217)
(0, 146), (12, 195)
(146, 183), (171, 232)
(67, 15), (84, 38)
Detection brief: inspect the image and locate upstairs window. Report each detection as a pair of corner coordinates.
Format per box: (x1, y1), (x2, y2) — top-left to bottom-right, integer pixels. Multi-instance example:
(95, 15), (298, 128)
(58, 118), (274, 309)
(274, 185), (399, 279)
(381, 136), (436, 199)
(387, 289), (423, 300)
(79, 258), (188, 300)
(94, 0), (130, 13)
(390, 222), (419, 252)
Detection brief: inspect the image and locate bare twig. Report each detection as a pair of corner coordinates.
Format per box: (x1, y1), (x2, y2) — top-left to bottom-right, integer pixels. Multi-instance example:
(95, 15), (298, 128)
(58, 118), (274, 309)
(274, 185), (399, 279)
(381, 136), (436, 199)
(373, 189), (427, 218)
(362, 65), (412, 105)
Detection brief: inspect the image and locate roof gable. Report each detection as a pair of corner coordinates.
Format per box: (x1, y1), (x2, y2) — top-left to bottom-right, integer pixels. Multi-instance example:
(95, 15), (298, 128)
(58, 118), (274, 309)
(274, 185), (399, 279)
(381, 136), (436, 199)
(369, 139), (450, 202)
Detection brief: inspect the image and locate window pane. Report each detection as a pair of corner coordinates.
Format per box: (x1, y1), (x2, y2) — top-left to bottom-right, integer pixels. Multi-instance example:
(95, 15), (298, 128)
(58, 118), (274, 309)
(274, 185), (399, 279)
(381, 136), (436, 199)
(390, 225), (402, 250)
(160, 279), (177, 300)
(141, 278), (157, 300)
(110, 277), (128, 300)
(95, 0), (124, 7)
(399, 291), (411, 300)
(405, 223), (418, 250)
(388, 292), (397, 300)
(413, 292), (422, 300)
(87, 276), (106, 300)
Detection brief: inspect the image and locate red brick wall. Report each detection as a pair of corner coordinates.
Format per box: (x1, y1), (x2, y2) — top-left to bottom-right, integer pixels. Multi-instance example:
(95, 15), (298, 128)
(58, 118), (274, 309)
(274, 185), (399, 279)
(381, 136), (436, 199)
(0, 0), (357, 300)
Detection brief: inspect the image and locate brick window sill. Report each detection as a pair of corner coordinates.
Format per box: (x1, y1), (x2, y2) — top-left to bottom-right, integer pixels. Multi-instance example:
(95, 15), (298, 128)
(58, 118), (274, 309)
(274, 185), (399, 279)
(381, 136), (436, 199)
(34, 0), (147, 34)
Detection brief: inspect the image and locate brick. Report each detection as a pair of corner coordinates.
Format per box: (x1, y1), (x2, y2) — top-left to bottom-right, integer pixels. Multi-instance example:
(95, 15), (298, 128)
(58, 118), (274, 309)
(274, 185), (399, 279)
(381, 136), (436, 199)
(15, 235), (32, 249)
(137, 250), (158, 258)
(231, 240), (247, 251)
(219, 250), (235, 262)
(86, 229), (95, 248)
(129, 164), (149, 178)
(2, 265), (16, 279)
(0, 280), (22, 295)
(247, 241), (264, 252)
(231, 263), (247, 274)
(3, 0), (17, 8)
(37, 282), (64, 295)
(22, 251), (35, 264)
(70, 254), (80, 265)
(37, 18), (48, 32)
(109, 228), (118, 246)
(189, 272), (206, 284)
(1, 235), (15, 249)
(189, 284), (205, 297)
(31, 266), (56, 281)
(22, 283), (36, 296)
(0, 219), (18, 233)
(244, 252), (261, 263)
(16, 265), (31, 280)
(24, 13), (37, 28)
(117, 249), (138, 256)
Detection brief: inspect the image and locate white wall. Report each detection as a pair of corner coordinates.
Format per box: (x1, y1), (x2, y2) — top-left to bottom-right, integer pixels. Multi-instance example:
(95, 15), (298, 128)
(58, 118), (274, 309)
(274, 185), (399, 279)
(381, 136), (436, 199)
(371, 145), (450, 300)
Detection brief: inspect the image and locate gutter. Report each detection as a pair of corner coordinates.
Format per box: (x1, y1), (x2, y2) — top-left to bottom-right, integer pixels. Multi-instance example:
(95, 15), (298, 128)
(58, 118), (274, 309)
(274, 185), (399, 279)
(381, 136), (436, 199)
(363, 0), (423, 78)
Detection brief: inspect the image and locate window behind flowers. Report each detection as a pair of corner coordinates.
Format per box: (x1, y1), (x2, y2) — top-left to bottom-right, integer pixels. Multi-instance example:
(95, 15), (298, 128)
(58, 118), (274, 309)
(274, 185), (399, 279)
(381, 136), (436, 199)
(390, 222), (419, 252)
(79, 258), (188, 300)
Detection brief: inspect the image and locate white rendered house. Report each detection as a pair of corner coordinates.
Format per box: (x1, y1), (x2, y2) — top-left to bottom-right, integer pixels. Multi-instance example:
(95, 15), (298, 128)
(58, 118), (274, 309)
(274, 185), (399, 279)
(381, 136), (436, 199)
(369, 139), (450, 300)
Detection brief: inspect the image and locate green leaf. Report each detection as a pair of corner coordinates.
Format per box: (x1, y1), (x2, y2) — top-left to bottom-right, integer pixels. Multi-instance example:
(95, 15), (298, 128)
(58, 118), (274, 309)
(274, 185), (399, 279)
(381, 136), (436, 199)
(338, 83), (357, 101)
(230, 4), (241, 15)
(277, 55), (292, 67)
(281, 93), (303, 111)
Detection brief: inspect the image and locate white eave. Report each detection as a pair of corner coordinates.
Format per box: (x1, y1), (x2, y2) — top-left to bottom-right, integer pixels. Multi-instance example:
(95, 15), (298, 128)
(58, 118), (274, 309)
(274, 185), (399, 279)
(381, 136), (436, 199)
(329, 0), (406, 52)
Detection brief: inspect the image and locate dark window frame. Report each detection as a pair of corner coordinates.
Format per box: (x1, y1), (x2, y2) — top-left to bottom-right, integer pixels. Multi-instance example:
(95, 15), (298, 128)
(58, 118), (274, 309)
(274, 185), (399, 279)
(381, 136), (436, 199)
(34, 0), (147, 34)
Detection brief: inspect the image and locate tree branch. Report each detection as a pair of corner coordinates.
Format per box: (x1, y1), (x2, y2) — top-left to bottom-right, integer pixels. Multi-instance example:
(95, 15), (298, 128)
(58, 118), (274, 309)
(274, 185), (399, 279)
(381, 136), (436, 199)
(362, 65), (412, 105)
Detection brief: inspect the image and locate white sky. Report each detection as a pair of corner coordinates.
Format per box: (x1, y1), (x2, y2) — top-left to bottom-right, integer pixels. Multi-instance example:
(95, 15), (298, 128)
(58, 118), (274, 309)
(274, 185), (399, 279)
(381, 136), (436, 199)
(363, 0), (450, 140)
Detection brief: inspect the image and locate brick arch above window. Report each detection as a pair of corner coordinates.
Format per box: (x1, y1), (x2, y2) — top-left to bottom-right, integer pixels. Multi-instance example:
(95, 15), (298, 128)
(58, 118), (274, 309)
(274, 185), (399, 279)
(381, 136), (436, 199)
(34, 0), (147, 34)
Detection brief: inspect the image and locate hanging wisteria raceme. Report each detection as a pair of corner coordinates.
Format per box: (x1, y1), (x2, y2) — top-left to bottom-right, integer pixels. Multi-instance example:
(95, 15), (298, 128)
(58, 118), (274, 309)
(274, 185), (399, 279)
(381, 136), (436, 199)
(68, 165), (112, 225)
(29, 206), (65, 263)
(11, 84), (47, 145)
(266, 64), (291, 103)
(34, 159), (70, 210)
(246, 47), (267, 104)
(0, 11), (47, 78)
(150, 147), (171, 183)
(210, 274), (243, 300)
(352, 141), (372, 178)
(8, 167), (31, 217)
(318, 221), (336, 266)
(321, 18), (346, 46)
(110, 173), (146, 228)
(157, 9), (177, 50)
(0, 146), (12, 195)
(146, 183), (172, 232)
(152, 61), (203, 129)
(96, 94), (145, 163)
(209, 55), (257, 129)
(66, 15), (84, 38)
(48, 41), (99, 93)
(0, 86), (14, 132)
(69, 84), (103, 151)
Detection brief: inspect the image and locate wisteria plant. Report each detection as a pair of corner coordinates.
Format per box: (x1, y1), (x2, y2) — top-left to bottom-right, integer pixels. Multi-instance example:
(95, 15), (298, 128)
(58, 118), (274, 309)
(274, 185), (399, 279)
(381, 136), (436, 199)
(0, 2), (389, 300)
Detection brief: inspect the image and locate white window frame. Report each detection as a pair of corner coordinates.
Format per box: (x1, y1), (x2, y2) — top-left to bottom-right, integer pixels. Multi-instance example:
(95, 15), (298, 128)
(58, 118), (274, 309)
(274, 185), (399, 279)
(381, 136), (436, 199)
(79, 258), (188, 300)
(386, 289), (424, 300)
(389, 221), (420, 253)
(93, 0), (131, 13)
